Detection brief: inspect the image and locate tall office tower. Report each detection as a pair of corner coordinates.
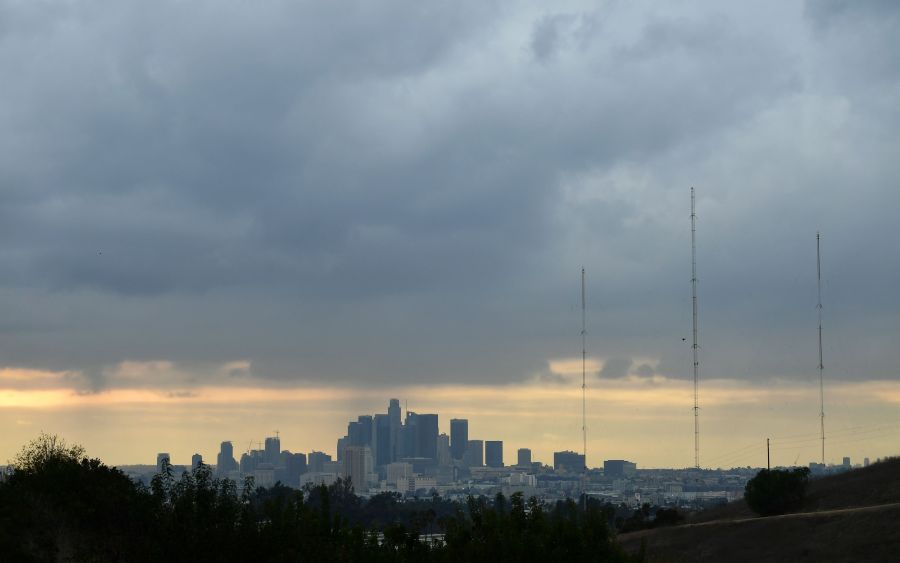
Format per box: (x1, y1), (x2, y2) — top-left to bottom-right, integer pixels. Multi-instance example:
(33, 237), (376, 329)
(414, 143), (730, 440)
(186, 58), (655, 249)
(264, 436), (281, 465)
(401, 412), (418, 459)
(553, 450), (585, 473)
(217, 441), (236, 476)
(156, 452), (171, 475)
(436, 433), (451, 467)
(281, 451), (307, 486)
(336, 436), (349, 462)
(450, 419), (469, 460)
(191, 453), (203, 471)
(463, 440), (484, 467)
(307, 451), (331, 474)
(240, 449), (263, 474)
(347, 421), (361, 446)
(417, 414), (439, 460)
(342, 446), (374, 491)
(357, 415), (374, 449)
(517, 448), (532, 467)
(485, 441), (503, 468)
(374, 414), (392, 467)
(389, 399), (401, 460)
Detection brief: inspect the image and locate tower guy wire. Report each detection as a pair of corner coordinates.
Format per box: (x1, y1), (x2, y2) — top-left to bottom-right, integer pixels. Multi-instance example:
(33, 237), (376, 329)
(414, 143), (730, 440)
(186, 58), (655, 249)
(691, 187), (700, 469)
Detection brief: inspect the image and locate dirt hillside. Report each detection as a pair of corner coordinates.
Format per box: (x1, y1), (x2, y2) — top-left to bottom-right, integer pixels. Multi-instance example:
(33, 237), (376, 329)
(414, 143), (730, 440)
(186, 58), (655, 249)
(619, 457), (900, 562)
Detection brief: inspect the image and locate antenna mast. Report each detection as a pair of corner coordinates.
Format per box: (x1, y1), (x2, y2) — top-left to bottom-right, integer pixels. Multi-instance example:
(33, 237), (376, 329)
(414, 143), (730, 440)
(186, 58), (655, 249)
(581, 267), (587, 472)
(691, 188), (700, 469)
(817, 233), (825, 465)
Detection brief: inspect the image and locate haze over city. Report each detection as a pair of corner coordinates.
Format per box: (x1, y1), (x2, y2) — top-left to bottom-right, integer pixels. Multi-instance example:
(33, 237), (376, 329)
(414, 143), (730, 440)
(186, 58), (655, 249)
(1, 1), (899, 470)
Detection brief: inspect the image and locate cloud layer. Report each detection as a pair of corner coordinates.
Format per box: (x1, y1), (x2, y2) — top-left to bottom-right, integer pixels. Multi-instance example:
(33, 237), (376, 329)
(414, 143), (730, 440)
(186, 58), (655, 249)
(1, 0), (899, 392)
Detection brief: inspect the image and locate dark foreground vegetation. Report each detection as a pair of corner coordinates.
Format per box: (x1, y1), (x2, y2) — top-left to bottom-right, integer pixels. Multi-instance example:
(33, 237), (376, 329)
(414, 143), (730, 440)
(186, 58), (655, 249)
(0, 434), (639, 562)
(743, 467), (811, 516)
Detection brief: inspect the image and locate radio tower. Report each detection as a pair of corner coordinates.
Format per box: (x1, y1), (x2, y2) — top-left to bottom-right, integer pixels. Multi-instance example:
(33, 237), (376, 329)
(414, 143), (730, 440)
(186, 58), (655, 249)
(691, 188), (700, 469)
(581, 267), (587, 474)
(817, 233), (825, 465)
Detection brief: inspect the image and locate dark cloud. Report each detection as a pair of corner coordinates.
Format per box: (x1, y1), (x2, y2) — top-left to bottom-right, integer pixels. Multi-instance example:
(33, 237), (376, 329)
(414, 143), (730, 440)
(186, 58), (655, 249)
(0, 1), (897, 389)
(600, 358), (631, 379)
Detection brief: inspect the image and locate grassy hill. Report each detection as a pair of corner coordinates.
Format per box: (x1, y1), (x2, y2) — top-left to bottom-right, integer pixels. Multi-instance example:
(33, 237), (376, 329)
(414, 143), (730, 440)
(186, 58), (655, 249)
(619, 457), (900, 562)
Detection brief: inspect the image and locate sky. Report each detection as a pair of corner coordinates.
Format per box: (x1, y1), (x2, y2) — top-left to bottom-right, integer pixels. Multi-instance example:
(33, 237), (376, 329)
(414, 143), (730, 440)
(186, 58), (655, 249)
(1, 0), (899, 469)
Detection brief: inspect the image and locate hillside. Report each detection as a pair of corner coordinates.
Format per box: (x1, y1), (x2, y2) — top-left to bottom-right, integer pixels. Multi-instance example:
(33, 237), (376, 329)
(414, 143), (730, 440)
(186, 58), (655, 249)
(619, 458), (900, 562)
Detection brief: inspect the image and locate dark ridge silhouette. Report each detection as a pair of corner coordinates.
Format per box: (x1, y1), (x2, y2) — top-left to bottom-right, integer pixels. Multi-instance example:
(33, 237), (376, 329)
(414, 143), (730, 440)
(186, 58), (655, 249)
(619, 458), (900, 562)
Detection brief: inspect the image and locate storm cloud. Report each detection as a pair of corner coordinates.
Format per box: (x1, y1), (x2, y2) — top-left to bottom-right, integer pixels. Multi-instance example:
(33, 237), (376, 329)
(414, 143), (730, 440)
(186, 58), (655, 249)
(1, 0), (898, 390)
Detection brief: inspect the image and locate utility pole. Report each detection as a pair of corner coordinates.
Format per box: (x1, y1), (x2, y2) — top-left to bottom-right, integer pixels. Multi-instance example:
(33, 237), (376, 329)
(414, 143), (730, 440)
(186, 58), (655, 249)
(767, 438), (770, 471)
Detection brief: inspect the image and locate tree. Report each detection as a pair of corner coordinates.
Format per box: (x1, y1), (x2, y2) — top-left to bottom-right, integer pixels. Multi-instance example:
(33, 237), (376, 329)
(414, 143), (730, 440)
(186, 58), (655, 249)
(9, 432), (86, 472)
(744, 467), (811, 516)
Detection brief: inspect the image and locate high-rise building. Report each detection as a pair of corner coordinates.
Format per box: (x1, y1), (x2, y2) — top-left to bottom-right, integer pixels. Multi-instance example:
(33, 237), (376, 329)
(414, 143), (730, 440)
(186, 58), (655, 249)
(554, 451), (585, 473)
(401, 412), (418, 459)
(463, 440), (484, 467)
(603, 460), (637, 477)
(386, 462), (413, 487)
(357, 415), (374, 449)
(156, 452), (171, 475)
(374, 413), (392, 467)
(417, 414), (439, 460)
(517, 448), (532, 467)
(336, 436), (349, 462)
(437, 433), (451, 467)
(217, 441), (236, 476)
(347, 421), (361, 446)
(308, 451), (331, 474)
(280, 451), (307, 486)
(191, 453), (203, 471)
(264, 436), (281, 465)
(342, 446), (374, 491)
(450, 419), (468, 460)
(485, 441), (503, 468)
(389, 399), (401, 460)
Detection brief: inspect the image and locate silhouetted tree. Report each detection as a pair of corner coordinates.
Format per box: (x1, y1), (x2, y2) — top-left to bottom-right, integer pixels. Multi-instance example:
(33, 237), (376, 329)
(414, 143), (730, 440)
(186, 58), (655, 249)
(744, 467), (811, 516)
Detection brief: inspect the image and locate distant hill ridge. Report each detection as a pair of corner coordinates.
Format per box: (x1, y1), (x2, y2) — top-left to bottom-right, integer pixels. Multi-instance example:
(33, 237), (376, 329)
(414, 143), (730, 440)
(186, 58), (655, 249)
(620, 457), (900, 562)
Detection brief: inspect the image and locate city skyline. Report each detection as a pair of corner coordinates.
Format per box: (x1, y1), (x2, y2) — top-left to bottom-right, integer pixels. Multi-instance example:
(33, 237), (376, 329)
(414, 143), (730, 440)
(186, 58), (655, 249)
(1, 2), (899, 469)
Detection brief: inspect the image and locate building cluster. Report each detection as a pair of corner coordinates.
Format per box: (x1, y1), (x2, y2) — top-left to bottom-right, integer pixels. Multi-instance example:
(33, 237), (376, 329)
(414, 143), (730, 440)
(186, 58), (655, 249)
(144, 399), (868, 507)
(151, 399), (597, 498)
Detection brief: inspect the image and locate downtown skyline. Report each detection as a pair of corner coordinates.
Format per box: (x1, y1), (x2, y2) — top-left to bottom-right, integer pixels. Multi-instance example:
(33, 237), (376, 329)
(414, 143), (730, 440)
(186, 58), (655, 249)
(1, 1), (899, 469)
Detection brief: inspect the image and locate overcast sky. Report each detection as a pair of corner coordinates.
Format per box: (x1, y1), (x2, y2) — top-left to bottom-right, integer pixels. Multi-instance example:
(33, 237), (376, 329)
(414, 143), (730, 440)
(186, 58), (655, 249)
(1, 1), (898, 466)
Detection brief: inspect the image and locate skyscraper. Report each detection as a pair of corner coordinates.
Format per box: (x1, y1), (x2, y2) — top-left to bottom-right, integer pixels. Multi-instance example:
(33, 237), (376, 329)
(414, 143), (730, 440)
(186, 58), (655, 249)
(450, 419), (468, 460)
(517, 448), (532, 467)
(463, 440), (483, 467)
(389, 398), (401, 460)
(308, 451), (331, 473)
(264, 436), (281, 465)
(437, 433), (451, 467)
(357, 415), (374, 449)
(191, 453), (203, 471)
(485, 441), (503, 468)
(217, 441), (236, 476)
(156, 452), (170, 475)
(374, 413), (392, 467)
(342, 446), (374, 491)
(417, 414), (439, 460)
